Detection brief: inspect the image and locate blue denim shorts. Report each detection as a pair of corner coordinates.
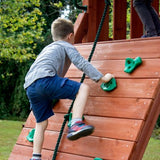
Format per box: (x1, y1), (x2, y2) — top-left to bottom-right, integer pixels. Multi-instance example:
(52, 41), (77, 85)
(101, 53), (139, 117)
(26, 75), (81, 123)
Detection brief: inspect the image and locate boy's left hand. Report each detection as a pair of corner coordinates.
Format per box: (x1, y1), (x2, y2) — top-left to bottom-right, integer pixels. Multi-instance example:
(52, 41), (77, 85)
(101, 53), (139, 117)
(99, 73), (114, 83)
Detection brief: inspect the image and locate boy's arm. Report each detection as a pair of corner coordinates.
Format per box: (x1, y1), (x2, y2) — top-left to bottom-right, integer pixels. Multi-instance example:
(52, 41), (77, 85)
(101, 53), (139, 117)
(67, 47), (113, 83)
(67, 47), (103, 82)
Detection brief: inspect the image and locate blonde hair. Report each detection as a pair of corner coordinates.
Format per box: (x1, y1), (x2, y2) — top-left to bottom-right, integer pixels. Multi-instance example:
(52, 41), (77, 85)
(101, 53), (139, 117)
(51, 18), (74, 41)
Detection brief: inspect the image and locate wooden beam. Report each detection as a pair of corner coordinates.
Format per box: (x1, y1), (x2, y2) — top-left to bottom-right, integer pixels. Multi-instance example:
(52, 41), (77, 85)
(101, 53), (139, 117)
(83, 0), (109, 42)
(113, 0), (127, 40)
(129, 82), (160, 160)
(152, 0), (159, 13)
(130, 0), (143, 38)
(74, 13), (88, 44)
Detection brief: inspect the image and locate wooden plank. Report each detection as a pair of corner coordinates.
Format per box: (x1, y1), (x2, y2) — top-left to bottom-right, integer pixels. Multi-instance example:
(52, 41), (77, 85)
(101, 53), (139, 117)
(113, 0), (127, 40)
(56, 152), (93, 160)
(50, 78), (158, 100)
(130, 83), (160, 160)
(85, 79), (159, 99)
(84, 97), (151, 119)
(9, 144), (93, 160)
(74, 38), (160, 60)
(96, 0), (109, 41)
(152, 0), (159, 13)
(66, 59), (160, 78)
(25, 113), (144, 141)
(16, 128), (135, 160)
(83, 0), (97, 42)
(83, 0), (109, 42)
(55, 97), (151, 119)
(9, 145), (33, 160)
(74, 13), (88, 44)
(26, 97), (151, 121)
(130, 0), (143, 38)
(47, 78), (158, 99)
(87, 116), (143, 141)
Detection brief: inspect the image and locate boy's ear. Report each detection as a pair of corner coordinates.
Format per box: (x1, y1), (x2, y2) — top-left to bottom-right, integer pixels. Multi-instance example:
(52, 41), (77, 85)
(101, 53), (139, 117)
(68, 33), (73, 39)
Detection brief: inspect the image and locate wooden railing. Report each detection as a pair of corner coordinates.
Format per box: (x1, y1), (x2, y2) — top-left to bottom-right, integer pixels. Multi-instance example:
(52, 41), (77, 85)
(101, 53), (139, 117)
(74, 0), (160, 43)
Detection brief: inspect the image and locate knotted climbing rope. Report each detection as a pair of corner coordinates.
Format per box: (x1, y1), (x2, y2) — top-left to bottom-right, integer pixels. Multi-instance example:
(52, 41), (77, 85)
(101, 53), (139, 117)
(52, 0), (111, 159)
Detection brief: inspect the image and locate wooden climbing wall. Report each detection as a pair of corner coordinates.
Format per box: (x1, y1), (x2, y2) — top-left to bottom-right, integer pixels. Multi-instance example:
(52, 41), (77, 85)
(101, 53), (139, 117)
(9, 37), (160, 160)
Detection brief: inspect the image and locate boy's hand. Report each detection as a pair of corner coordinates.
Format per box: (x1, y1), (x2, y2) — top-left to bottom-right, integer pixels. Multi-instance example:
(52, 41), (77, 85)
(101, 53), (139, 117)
(100, 73), (114, 83)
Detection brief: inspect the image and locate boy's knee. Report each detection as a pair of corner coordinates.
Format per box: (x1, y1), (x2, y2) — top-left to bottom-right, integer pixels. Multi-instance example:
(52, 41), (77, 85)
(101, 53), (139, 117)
(37, 119), (48, 131)
(79, 83), (90, 93)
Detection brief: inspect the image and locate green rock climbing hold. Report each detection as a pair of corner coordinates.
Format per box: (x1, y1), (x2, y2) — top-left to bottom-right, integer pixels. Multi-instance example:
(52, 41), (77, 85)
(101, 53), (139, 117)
(67, 113), (73, 127)
(101, 78), (117, 92)
(26, 128), (35, 142)
(94, 158), (103, 160)
(124, 57), (142, 73)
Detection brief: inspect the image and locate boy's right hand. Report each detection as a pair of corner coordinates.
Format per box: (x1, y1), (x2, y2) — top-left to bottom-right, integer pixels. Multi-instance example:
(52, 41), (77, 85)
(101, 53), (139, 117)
(100, 73), (114, 83)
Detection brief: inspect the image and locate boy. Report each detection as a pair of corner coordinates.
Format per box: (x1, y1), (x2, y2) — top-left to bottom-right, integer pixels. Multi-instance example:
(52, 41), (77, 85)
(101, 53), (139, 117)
(24, 18), (114, 160)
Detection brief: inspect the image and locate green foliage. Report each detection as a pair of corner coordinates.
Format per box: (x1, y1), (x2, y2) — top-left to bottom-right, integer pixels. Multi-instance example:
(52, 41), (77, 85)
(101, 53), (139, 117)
(54, 1), (63, 8)
(0, 0), (45, 60)
(33, 0), (61, 50)
(54, 0), (82, 22)
(0, 58), (34, 120)
(0, 0), (78, 61)
(152, 128), (160, 140)
(0, 0), (63, 120)
(126, 0), (131, 39)
(40, 0), (60, 31)
(156, 116), (160, 127)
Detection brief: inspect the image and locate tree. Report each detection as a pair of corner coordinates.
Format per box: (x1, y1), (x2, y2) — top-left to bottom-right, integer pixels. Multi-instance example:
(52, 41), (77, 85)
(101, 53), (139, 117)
(0, 0), (46, 60)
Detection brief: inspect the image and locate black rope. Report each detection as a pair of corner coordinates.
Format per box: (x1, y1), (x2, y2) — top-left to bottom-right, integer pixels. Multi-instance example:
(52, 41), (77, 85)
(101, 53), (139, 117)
(52, 1), (110, 159)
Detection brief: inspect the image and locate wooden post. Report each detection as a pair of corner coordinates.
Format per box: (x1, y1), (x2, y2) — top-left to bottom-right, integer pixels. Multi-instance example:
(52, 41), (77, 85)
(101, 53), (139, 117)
(130, 0), (143, 38)
(152, 0), (159, 13)
(83, 0), (109, 42)
(74, 13), (88, 44)
(113, 0), (127, 40)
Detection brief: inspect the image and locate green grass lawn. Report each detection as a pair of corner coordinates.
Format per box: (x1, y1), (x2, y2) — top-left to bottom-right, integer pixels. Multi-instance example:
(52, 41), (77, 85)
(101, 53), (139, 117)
(0, 120), (24, 160)
(143, 137), (160, 160)
(0, 120), (159, 160)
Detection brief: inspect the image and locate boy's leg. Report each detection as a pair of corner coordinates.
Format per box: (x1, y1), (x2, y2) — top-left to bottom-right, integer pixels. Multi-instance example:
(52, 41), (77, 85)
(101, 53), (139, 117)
(67, 83), (94, 140)
(26, 77), (55, 160)
(72, 83), (89, 119)
(31, 120), (48, 160)
(42, 76), (94, 141)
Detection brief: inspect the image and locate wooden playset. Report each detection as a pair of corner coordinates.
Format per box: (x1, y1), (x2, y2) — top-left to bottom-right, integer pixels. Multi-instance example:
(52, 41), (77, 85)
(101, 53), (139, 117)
(9, 0), (160, 159)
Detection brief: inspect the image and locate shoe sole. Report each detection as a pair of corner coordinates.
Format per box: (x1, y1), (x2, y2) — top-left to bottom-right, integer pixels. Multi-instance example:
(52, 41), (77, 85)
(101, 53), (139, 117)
(67, 126), (94, 141)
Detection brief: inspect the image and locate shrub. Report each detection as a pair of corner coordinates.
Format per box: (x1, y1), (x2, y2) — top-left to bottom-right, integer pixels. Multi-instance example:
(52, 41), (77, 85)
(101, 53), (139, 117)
(0, 0), (45, 61)
(0, 58), (34, 120)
